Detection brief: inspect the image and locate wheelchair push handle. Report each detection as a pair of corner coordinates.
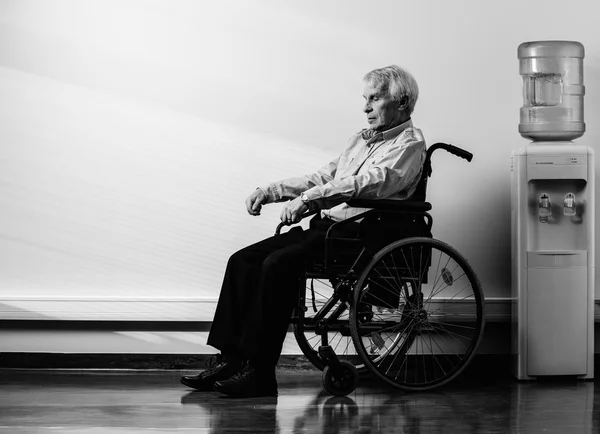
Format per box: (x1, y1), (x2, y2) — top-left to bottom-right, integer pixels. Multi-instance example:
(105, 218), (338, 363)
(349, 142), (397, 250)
(429, 142), (473, 162)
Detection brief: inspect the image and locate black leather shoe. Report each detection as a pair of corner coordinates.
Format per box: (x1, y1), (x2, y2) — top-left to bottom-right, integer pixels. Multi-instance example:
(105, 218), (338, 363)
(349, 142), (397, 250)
(213, 363), (278, 398)
(181, 354), (242, 391)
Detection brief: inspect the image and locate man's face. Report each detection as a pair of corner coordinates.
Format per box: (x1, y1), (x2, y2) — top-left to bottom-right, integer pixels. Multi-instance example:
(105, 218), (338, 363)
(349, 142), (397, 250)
(363, 82), (403, 131)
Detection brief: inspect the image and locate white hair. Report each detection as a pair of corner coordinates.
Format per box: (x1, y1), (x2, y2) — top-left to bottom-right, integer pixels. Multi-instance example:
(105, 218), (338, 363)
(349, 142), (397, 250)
(364, 65), (419, 115)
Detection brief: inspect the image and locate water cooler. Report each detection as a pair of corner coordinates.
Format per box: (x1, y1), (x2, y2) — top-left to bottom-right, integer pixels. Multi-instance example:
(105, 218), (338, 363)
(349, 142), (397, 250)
(511, 41), (594, 380)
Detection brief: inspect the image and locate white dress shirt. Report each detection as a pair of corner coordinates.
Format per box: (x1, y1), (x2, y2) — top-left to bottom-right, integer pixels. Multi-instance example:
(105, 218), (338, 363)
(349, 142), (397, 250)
(260, 119), (426, 222)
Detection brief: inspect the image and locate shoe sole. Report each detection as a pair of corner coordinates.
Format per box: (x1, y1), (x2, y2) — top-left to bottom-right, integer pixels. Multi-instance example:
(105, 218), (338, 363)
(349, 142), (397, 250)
(180, 377), (216, 392)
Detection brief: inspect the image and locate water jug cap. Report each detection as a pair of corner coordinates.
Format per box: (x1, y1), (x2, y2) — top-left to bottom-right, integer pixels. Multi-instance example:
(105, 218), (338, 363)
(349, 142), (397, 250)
(518, 40), (584, 59)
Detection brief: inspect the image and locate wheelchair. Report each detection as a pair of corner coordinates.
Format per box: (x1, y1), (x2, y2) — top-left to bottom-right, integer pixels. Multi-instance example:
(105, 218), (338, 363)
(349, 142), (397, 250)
(277, 143), (485, 396)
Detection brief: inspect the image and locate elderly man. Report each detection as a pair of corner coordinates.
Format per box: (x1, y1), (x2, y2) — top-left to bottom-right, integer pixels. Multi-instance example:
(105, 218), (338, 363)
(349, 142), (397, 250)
(181, 65), (426, 398)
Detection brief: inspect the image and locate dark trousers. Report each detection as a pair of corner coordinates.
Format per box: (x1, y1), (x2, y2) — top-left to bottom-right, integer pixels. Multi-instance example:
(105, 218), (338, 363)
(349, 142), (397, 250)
(206, 215), (349, 370)
(206, 213), (430, 370)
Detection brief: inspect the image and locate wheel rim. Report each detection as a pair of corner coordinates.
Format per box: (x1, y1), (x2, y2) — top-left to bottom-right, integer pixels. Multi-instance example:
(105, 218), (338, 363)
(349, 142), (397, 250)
(350, 237), (485, 390)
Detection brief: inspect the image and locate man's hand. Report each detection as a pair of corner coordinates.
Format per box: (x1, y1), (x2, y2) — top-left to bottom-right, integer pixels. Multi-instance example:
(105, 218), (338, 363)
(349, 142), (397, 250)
(280, 197), (309, 225)
(245, 189), (267, 216)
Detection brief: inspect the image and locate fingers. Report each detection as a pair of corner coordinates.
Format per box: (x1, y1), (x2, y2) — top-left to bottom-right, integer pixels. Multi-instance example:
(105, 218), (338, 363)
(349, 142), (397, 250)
(290, 208), (301, 223)
(251, 197), (262, 214)
(280, 203), (294, 224)
(245, 197), (254, 214)
(246, 188), (270, 216)
(280, 204), (288, 223)
(248, 192), (308, 222)
(246, 195), (261, 216)
(280, 200), (305, 224)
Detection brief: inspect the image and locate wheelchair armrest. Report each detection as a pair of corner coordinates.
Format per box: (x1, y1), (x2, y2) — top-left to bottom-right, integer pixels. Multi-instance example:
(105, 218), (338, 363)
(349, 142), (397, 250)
(275, 209), (319, 235)
(346, 199), (432, 212)
(275, 199), (431, 236)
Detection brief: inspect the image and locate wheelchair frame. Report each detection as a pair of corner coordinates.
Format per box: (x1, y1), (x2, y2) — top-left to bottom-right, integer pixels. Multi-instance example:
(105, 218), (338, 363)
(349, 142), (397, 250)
(276, 143), (485, 395)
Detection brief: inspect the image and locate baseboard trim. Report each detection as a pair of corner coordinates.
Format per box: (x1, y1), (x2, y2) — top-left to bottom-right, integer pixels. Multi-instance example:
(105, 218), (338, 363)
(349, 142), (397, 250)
(0, 353), (315, 370)
(0, 297), (218, 322)
(0, 320), (211, 332)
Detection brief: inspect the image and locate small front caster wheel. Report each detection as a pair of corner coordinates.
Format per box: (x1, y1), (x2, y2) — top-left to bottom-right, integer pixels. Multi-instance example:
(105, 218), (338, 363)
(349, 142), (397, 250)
(322, 361), (359, 396)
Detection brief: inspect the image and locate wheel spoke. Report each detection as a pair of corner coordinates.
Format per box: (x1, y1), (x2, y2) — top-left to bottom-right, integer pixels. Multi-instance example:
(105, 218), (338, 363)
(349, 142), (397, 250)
(350, 238), (484, 391)
(295, 278), (365, 372)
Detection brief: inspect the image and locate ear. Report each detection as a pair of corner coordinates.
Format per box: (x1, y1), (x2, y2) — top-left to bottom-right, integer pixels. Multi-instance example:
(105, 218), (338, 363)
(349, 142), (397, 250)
(397, 96), (408, 111)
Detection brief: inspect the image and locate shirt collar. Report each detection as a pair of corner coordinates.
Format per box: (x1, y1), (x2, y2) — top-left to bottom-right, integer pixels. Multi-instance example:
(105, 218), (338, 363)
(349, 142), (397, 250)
(361, 118), (413, 143)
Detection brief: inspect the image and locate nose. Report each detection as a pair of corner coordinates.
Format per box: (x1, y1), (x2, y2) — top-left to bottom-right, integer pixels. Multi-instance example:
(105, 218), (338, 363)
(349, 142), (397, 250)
(363, 101), (372, 113)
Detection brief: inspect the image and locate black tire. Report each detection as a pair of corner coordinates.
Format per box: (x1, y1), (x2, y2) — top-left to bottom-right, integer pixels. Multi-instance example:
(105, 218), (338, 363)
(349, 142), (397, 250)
(322, 362), (359, 396)
(349, 237), (485, 391)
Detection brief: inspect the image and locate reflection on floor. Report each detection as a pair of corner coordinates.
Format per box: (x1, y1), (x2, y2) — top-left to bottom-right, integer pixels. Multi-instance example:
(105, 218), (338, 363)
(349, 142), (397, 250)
(0, 367), (597, 433)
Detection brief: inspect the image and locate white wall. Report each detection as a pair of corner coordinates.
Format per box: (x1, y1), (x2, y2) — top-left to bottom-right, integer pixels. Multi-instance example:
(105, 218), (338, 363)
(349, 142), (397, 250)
(1, 0), (599, 349)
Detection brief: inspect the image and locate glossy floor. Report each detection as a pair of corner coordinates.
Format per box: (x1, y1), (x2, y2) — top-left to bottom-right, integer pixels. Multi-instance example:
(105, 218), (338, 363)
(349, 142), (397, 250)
(0, 368), (598, 433)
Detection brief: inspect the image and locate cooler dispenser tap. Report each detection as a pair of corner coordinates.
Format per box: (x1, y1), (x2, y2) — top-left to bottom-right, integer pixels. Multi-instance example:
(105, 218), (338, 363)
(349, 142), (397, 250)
(538, 193), (551, 223)
(564, 193), (576, 216)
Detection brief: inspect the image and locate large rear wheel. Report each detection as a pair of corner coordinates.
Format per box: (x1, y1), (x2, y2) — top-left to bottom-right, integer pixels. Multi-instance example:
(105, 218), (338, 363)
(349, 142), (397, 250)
(349, 237), (485, 391)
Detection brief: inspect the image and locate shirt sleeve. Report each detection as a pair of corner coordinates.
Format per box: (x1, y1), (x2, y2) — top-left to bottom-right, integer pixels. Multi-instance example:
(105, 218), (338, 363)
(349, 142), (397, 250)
(259, 156), (340, 204)
(302, 135), (426, 210)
